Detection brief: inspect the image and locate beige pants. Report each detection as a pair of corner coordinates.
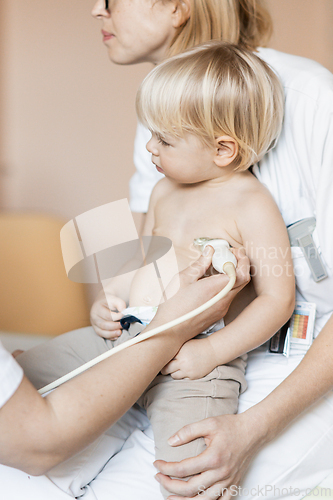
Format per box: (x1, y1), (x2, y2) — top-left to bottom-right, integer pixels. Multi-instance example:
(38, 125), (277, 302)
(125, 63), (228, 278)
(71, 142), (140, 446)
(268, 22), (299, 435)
(115, 325), (246, 457)
(18, 326), (247, 498)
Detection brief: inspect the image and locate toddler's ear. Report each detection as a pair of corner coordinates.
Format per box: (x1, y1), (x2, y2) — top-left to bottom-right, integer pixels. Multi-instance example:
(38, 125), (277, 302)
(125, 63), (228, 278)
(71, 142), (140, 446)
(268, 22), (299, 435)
(171, 0), (191, 28)
(214, 136), (238, 168)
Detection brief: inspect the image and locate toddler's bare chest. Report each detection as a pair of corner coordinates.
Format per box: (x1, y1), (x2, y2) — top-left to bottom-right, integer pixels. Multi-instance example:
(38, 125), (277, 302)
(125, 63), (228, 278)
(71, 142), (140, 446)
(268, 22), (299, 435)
(152, 188), (241, 248)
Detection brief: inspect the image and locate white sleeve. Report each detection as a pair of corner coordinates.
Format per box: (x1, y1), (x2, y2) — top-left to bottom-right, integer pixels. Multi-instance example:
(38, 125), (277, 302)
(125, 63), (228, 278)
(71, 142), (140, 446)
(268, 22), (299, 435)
(253, 50), (333, 332)
(310, 80), (333, 270)
(287, 83), (333, 330)
(129, 122), (164, 213)
(279, 69), (333, 270)
(0, 341), (23, 408)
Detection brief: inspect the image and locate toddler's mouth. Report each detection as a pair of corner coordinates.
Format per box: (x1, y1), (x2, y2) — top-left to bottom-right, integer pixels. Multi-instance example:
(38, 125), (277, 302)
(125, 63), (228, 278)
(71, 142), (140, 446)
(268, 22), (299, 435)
(152, 162), (164, 174)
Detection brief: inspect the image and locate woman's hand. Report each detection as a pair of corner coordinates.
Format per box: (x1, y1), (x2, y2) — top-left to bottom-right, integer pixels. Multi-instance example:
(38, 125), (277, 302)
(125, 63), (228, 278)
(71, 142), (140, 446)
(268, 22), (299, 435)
(90, 291), (126, 339)
(150, 246), (250, 346)
(156, 314), (333, 499)
(161, 338), (218, 380)
(154, 409), (268, 499)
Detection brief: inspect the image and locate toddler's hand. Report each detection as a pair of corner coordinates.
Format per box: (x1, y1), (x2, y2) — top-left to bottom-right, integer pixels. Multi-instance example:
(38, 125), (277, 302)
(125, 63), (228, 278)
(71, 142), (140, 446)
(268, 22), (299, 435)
(90, 292), (126, 340)
(161, 338), (218, 380)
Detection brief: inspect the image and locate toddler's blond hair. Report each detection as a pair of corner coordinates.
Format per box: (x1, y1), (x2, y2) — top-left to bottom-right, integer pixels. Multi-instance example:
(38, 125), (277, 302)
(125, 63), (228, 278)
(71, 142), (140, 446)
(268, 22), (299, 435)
(136, 41), (284, 170)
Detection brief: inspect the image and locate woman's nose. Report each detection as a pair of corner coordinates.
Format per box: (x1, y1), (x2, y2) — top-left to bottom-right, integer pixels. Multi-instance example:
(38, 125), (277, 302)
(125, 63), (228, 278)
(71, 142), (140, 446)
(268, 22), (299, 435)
(146, 138), (159, 156)
(91, 0), (110, 18)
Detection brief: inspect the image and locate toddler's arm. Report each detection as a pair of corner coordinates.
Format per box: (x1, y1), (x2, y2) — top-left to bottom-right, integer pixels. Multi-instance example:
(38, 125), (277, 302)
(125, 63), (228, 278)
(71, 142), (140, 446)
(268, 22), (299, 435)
(90, 291), (127, 339)
(90, 263), (143, 339)
(208, 188), (295, 365)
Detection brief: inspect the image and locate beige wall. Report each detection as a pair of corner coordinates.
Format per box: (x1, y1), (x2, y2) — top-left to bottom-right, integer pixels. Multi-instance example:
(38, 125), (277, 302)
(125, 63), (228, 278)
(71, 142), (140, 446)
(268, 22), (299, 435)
(0, 0), (332, 222)
(1, 0), (331, 307)
(267, 0), (333, 71)
(0, 0), (151, 218)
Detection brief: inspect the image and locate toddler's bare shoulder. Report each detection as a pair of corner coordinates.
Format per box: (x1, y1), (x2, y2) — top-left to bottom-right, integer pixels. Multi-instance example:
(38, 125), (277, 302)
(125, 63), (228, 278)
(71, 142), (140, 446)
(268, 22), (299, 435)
(150, 177), (176, 203)
(153, 177), (176, 195)
(236, 173), (277, 207)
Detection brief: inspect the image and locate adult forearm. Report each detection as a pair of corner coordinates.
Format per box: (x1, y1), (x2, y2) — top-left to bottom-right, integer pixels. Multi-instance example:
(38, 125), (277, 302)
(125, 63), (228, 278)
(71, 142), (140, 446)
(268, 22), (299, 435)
(249, 314), (333, 444)
(0, 327), (182, 475)
(155, 314), (333, 499)
(46, 327), (182, 457)
(1, 248), (245, 474)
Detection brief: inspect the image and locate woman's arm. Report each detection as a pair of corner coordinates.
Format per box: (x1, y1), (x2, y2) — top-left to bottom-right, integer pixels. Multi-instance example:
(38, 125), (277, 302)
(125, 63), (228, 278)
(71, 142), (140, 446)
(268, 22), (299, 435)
(0, 247), (250, 476)
(155, 313), (333, 499)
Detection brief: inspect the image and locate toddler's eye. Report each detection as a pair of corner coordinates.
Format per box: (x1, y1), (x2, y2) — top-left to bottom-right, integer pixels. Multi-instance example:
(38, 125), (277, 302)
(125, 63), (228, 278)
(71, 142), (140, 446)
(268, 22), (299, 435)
(158, 137), (171, 147)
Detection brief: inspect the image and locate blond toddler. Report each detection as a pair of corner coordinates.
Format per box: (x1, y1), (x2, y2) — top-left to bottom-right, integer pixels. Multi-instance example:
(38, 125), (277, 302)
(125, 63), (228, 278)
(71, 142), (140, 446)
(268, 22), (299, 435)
(91, 41), (295, 498)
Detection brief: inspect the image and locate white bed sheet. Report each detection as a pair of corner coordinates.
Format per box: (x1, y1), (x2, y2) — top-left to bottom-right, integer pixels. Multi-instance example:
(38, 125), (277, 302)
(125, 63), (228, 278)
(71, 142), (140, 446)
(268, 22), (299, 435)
(1, 348), (333, 499)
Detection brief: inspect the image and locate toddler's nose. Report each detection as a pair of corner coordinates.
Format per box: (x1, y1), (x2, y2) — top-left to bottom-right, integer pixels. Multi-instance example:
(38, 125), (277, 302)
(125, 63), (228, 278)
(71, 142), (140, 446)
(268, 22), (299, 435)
(146, 138), (159, 156)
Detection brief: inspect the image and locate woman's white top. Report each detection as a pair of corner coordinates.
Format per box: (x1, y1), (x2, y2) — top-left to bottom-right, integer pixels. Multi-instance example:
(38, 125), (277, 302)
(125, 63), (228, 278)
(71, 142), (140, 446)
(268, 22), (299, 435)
(0, 341), (23, 409)
(129, 48), (333, 336)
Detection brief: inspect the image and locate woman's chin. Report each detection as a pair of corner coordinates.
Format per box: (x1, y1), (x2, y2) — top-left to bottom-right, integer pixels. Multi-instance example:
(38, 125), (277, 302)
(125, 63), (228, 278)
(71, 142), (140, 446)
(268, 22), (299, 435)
(106, 48), (144, 66)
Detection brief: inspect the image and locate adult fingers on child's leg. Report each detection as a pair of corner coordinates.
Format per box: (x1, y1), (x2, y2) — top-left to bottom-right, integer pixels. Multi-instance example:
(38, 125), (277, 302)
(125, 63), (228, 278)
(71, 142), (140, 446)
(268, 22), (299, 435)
(166, 482), (228, 500)
(156, 473), (219, 499)
(155, 444), (219, 478)
(161, 463), (241, 499)
(164, 478), (231, 500)
(175, 480), (235, 500)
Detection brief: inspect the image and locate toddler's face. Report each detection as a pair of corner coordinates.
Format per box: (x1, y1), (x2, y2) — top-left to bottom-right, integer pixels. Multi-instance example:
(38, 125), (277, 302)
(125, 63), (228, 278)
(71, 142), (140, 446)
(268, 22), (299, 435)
(92, 0), (177, 65)
(146, 132), (218, 184)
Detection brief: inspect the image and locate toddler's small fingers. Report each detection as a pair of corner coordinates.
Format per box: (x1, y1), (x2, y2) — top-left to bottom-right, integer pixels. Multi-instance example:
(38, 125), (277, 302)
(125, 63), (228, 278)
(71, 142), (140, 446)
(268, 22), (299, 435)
(94, 318), (122, 331)
(108, 330), (122, 339)
(105, 296), (127, 313)
(98, 307), (117, 321)
(93, 326), (109, 338)
(94, 328), (122, 340)
(109, 311), (124, 322)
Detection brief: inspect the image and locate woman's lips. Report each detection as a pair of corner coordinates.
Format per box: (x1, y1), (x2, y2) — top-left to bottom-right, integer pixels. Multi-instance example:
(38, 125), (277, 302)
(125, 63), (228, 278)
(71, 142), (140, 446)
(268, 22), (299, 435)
(101, 30), (114, 41)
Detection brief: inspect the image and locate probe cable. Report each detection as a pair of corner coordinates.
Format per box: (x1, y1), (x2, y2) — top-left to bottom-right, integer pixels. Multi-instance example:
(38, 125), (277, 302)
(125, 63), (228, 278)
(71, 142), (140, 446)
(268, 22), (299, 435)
(38, 262), (236, 395)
